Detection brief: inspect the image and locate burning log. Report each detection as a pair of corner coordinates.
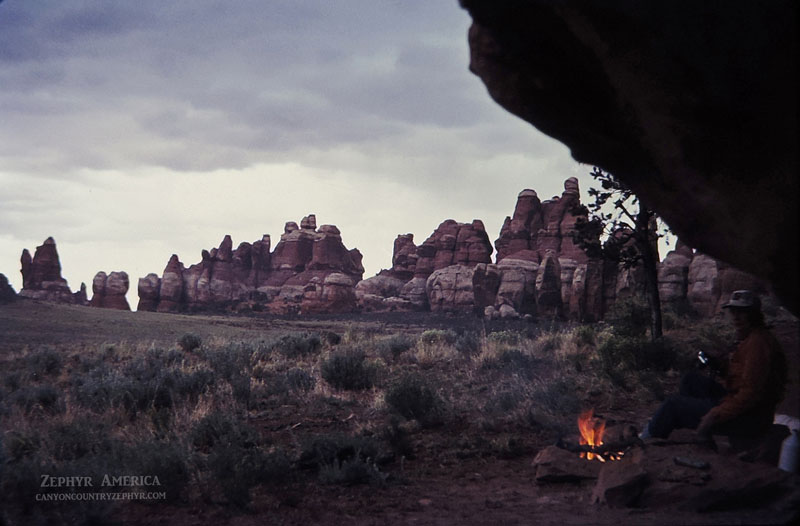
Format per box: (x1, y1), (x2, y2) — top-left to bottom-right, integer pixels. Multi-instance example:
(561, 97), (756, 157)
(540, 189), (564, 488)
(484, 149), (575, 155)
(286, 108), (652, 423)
(556, 436), (642, 461)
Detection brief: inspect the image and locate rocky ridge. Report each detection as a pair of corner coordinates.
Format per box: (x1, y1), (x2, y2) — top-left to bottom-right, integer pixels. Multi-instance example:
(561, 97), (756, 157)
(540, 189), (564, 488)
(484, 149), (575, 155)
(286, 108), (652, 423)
(137, 215), (364, 314)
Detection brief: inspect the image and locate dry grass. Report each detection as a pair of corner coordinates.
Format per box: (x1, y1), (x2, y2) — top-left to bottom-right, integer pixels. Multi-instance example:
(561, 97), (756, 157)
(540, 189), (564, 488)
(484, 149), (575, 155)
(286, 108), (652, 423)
(0, 300), (736, 523)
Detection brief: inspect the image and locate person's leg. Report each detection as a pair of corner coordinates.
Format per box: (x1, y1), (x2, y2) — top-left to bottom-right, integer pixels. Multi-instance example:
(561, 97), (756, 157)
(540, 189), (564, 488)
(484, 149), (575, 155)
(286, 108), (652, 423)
(643, 395), (717, 439)
(679, 371), (726, 400)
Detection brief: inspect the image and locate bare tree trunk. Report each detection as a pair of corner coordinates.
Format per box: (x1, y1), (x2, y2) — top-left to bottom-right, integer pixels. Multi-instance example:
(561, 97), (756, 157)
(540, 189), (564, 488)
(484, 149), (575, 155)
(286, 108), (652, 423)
(636, 206), (663, 341)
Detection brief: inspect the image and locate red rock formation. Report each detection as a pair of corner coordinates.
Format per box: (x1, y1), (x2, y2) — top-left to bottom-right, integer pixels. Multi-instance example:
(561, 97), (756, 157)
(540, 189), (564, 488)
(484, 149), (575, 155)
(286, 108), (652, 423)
(142, 215), (363, 314)
(89, 271), (131, 311)
(535, 251), (563, 318)
(356, 220), (492, 312)
(495, 178), (588, 264)
(0, 273), (16, 303)
(137, 273), (160, 311)
(18, 237), (79, 304)
(426, 265), (477, 312)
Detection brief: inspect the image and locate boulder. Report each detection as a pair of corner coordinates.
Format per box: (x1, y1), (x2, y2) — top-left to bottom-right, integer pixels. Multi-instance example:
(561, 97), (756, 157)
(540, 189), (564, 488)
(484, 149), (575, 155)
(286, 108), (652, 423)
(426, 265), (477, 312)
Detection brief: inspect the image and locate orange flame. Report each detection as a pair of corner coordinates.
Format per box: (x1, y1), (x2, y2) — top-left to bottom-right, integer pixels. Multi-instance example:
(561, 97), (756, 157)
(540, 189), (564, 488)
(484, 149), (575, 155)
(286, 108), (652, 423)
(578, 409), (606, 461)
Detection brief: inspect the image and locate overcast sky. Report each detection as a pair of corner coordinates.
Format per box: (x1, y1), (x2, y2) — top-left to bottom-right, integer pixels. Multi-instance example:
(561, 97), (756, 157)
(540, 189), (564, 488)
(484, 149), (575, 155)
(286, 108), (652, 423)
(0, 0), (588, 309)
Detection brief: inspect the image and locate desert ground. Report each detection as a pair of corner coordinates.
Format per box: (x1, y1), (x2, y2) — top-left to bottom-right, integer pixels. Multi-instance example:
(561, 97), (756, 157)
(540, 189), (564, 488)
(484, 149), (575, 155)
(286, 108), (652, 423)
(1, 300), (798, 526)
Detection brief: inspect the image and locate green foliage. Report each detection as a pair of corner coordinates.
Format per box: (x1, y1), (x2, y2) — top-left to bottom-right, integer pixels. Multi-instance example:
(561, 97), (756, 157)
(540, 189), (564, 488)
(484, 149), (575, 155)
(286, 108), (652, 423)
(487, 330), (521, 345)
(384, 373), (441, 426)
(320, 348), (377, 390)
(178, 333), (202, 352)
(420, 329), (457, 345)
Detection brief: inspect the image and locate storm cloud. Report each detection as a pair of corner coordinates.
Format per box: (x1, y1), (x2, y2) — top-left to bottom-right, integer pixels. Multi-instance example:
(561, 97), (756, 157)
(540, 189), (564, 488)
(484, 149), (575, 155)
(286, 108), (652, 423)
(0, 0), (584, 308)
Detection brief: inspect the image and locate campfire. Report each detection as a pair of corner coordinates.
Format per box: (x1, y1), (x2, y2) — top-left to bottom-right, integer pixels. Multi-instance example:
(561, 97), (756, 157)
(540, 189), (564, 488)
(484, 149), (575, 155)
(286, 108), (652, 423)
(575, 409), (625, 462)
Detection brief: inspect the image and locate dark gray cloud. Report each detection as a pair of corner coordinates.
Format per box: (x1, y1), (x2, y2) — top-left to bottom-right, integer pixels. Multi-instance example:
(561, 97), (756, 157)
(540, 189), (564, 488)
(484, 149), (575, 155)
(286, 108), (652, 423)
(0, 0), (586, 307)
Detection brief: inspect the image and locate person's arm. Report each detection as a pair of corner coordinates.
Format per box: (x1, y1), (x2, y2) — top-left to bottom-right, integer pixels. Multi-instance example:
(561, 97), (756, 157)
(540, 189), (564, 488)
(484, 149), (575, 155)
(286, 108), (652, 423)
(704, 335), (772, 424)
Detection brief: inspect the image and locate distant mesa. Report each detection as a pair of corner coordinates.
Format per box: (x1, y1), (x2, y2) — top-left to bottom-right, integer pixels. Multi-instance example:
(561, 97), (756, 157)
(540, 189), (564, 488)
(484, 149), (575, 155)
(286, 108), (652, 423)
(18, 237), (87, 305)
(137, 214), (364, 314)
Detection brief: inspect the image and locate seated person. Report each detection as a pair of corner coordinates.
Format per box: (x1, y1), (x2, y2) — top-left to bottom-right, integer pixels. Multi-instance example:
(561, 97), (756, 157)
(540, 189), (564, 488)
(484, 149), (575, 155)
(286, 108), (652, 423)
(640, 290), (786, 441)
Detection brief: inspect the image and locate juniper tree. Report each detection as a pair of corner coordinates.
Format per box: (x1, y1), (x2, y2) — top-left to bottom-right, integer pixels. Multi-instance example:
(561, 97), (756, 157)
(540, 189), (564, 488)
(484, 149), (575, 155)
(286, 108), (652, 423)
(572, 167), (667, 341)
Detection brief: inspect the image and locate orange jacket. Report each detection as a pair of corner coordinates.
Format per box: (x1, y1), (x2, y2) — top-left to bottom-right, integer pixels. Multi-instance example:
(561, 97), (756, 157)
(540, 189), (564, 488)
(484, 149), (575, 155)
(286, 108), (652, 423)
(707, 327), (785, 423)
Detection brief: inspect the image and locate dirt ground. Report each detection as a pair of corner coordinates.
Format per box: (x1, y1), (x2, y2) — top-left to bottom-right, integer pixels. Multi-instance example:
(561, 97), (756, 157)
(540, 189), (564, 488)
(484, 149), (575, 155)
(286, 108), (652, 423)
(1, 300), (798, 526)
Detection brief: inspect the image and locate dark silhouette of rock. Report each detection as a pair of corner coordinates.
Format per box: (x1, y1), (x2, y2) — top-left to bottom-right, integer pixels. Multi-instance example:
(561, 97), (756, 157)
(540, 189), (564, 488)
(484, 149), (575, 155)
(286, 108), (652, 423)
(18, 237), (79, 304)
(0, 273), (16, 303)
(462, 0), (798, 313)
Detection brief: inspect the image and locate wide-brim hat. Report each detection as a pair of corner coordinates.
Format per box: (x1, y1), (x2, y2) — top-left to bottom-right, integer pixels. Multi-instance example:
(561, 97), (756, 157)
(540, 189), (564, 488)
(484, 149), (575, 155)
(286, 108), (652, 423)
(722, 289), (761, 310)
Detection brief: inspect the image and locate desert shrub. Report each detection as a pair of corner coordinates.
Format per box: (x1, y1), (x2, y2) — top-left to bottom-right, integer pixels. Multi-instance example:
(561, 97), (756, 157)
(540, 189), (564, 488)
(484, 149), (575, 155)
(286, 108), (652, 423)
(270, 332), (323, 358)
(229, 373), (251, 406)
(597, 334), (680, 388)
(320, 348), (377, 390)
(11, 384), (64, 415)
(178, 333), (202, 352)
(482, 349), (538, 379)
(454, 331), (481, 356)
(487, 330), (521, 345)
(49, 419), (113, 461)
(380, 418), (414, 458)
(420, 329), (457, 345)
(384, 373), (441, 426)
(27, 346), (63, 378)
(286, 368), (316, 393)
(571, 325), (596, 347)
(190, 412), (281, 507)
(485, 388), (526, 413)
(531, 377), (580, 416)
(297, 433), (379, 471)
(375, 334), (415, 360)
(606, 296), (650, 338)
(203, 343), (253, 382)
(125, 440), (189, 503)
(173, 368), (216, 401)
